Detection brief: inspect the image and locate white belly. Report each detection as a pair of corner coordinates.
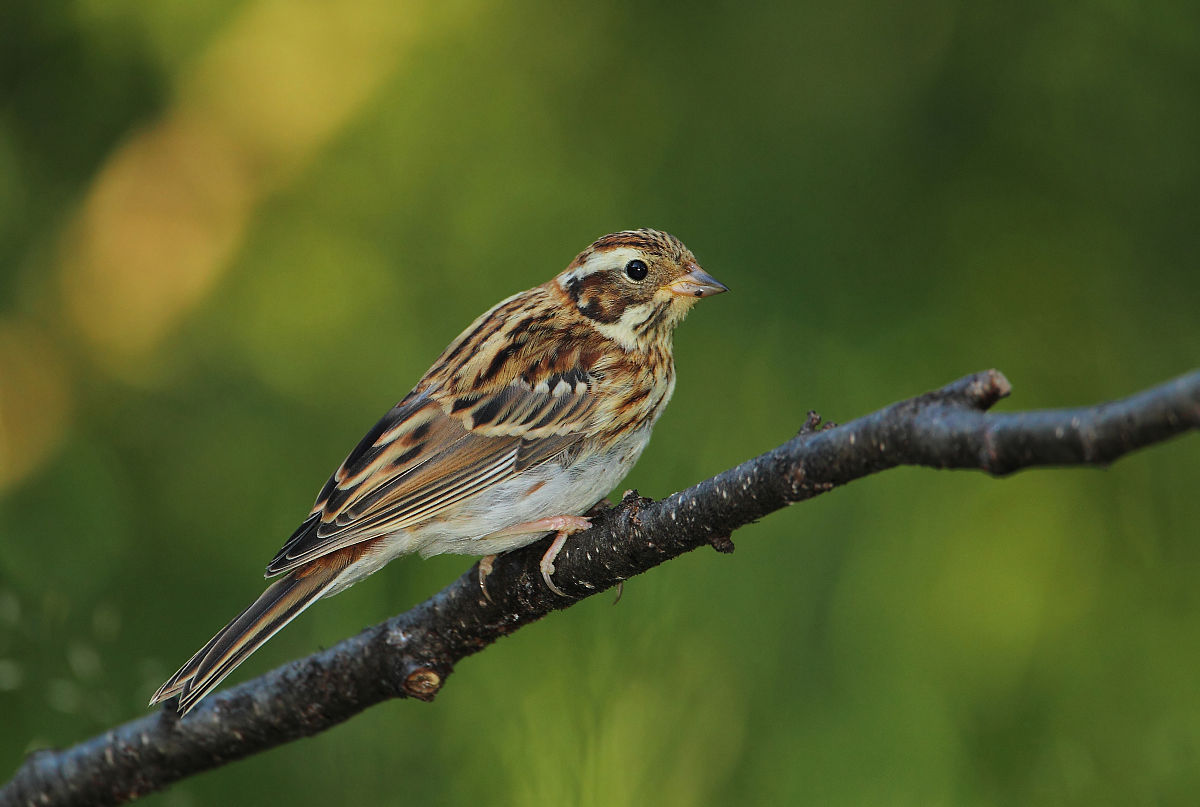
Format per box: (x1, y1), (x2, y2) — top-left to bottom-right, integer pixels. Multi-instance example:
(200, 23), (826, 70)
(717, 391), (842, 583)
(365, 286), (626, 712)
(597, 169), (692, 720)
(413, 427), (651, 557)
(324, 427), (652, 595)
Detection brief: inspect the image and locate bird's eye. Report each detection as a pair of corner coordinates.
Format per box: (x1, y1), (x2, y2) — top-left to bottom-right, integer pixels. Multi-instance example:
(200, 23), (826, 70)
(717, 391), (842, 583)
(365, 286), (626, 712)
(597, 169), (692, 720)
(624, 259), (649, 281)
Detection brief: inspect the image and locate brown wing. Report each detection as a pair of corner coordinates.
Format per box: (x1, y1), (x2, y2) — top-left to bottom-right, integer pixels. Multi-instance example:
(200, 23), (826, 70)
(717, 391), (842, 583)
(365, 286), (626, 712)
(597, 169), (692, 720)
(265, 368), (601, 576)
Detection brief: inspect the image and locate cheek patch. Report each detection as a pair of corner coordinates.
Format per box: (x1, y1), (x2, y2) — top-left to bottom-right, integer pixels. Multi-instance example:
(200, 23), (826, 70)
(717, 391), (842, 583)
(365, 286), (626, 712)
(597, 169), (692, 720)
(578, 295), (624, 324)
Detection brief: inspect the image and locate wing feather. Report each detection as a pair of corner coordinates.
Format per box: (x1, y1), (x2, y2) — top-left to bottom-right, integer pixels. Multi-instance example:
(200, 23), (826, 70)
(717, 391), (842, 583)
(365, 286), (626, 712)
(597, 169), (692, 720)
(264, 365), (602, 576)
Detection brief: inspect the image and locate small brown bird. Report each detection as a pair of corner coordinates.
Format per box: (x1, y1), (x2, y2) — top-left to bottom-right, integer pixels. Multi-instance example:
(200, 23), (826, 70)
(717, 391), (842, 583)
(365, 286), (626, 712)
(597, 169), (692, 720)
(151, 228), (726, 715)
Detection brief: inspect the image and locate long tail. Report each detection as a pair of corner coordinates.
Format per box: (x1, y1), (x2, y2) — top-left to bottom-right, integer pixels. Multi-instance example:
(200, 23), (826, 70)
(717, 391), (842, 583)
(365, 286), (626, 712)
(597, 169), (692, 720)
(150, 563), (343, 716)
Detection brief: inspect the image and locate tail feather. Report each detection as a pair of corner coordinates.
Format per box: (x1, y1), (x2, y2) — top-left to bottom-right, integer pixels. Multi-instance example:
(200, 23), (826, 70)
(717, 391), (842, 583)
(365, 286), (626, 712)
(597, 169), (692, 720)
(150, 563), (342, 716)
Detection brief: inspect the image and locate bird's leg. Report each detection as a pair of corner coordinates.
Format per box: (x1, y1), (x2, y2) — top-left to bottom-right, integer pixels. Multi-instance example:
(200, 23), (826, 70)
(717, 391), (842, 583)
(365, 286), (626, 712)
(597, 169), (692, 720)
(539, 531), (574, 597)
(537, 516), (591, 597)
(478, 554), (499, 603)
(482, 515), (592, 597)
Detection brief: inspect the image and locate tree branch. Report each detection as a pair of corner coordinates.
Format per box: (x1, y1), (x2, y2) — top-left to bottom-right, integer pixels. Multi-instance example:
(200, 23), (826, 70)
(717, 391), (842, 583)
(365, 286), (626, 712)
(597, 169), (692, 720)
(4, 368), (1198, 807)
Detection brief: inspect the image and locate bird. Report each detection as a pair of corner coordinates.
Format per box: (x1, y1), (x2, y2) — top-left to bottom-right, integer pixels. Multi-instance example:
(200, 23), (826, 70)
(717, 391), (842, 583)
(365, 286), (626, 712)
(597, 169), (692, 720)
(150, 228), (727, 716)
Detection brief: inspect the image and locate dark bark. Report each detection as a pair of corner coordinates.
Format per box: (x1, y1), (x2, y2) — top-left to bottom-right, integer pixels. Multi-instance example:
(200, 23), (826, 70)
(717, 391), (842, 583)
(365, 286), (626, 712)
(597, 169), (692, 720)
(4, 368), (1198, 807)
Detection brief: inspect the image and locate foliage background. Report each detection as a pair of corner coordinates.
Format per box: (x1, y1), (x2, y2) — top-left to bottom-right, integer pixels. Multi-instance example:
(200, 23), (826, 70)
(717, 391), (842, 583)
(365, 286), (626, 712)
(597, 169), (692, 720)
(2, 1), (1198, 804)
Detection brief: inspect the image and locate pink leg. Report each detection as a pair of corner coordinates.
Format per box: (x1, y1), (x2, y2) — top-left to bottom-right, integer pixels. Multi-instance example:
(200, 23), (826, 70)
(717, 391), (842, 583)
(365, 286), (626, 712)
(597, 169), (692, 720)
(536, 517), (592, 597)
(539, 531), (571, 597)
(478, 554), (498, 603)
(486, 515), (592, 539)
(480, 515), (592, 597)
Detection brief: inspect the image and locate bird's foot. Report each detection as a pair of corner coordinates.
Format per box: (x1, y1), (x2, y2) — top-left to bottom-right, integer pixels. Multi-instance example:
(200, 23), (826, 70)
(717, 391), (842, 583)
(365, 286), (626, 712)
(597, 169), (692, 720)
(535, 516), (592, 597)
(480, 515), (592, 597)
(478, 554), (498, 603)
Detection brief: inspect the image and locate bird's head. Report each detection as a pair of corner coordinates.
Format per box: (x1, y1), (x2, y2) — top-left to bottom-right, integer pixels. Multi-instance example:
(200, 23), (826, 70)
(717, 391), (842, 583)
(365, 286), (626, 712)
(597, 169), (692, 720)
(553, 229), (727, 351)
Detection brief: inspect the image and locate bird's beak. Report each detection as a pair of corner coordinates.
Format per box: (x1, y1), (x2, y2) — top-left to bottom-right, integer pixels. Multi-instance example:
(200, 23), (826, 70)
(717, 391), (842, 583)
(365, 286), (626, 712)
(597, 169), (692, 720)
(665, 264), (729, 298)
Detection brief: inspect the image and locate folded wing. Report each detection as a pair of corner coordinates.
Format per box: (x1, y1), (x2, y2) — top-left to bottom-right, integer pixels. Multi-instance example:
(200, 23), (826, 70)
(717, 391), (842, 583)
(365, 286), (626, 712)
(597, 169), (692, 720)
(265, 367), (601, 575)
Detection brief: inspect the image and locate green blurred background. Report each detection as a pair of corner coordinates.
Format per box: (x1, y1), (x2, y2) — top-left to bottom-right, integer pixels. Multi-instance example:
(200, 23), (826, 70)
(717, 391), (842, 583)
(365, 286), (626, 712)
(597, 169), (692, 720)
(2, 0), (1198, 804)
